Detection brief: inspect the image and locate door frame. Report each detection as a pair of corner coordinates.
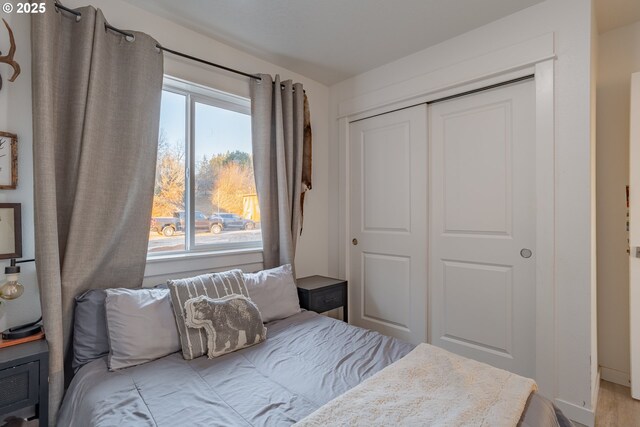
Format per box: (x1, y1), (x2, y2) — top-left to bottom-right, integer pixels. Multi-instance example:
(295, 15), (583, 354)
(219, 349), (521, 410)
(337, 48), (556, 400)
(630, 72), (640, 400)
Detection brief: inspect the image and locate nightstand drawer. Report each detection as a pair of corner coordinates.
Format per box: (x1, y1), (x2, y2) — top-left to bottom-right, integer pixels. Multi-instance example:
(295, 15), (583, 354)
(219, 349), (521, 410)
(0, 361), (38, 413)
(309, 287), (345, 313)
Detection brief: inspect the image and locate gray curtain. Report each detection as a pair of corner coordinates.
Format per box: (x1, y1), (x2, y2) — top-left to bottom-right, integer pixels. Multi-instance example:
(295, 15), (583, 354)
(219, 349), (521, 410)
(250, 75), (306, 269)
(31, 3), (163, 423)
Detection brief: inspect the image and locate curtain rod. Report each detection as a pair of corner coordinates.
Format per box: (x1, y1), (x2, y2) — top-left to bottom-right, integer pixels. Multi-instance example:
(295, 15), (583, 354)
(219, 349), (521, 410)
(54, 2), (301, 91)
(157, 45), (261, 81)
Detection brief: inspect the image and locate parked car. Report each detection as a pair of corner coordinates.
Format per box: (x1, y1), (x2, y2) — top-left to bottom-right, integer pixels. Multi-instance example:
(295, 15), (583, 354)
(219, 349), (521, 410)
(151, 211), (223, 237)
(210, 213), (256, 231)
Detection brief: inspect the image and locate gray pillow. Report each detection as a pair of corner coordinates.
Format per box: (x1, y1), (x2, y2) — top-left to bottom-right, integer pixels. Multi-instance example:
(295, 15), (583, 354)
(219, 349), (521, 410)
(244, 264), (301, 323)
(184, 294), (266, 358)
(72, 284), (168, 371)
(167, 269), (249, 360)
(104, 288), (181, 370)
(72, 289), (110, 371)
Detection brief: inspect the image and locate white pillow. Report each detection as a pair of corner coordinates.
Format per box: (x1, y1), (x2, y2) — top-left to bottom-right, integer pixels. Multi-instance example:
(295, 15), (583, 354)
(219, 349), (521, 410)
(104, 288), (181, 370)
(244, 264), (301, 323)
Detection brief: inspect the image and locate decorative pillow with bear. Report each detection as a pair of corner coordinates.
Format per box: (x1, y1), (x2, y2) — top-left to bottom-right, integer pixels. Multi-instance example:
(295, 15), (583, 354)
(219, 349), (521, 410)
(167, 269), (250, 360)
(184, 294), (267, 358)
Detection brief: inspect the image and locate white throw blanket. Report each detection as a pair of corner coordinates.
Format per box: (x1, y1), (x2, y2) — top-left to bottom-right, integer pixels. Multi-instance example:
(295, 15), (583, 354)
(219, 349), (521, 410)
(295, 343), (537, 427)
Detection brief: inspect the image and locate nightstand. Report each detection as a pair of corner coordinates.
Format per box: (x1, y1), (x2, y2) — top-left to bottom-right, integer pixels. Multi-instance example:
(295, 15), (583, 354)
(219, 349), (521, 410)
(297, 276), (348, 322)
(0, 339), (48, 427)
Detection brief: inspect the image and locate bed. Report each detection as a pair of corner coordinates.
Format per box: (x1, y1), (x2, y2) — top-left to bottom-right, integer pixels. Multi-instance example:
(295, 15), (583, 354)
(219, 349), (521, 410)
(58, 310), (572, 426)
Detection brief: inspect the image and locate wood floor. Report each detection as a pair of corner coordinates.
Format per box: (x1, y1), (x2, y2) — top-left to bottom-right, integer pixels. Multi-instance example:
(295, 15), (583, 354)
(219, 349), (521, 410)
(596, 380), (640, 427)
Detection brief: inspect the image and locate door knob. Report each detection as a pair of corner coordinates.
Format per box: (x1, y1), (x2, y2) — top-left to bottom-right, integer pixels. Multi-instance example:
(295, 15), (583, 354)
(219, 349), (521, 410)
(352, 238), (358, 246)
(520, 248), (532, 258)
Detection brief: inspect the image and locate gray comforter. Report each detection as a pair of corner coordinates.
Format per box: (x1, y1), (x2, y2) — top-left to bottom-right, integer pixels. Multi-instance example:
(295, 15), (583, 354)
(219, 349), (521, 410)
(58, 311), (570, 426)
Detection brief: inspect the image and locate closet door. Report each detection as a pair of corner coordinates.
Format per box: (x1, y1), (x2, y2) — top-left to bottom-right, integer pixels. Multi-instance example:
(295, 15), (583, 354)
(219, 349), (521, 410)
(349, 104), (428, 344)
(429, 80), (536, 377)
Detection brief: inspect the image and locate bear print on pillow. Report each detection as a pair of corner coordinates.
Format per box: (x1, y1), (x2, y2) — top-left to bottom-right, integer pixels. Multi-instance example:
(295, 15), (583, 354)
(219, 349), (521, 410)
(184, 294), (267, 358)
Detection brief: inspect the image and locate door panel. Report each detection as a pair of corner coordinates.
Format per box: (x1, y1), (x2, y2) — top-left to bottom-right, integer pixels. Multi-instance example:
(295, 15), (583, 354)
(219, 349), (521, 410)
(195, 212), (208, 230)
(362, 252), (411, 328)
(442, 260), (512, 354)
(443, 103), (512, 235)
(362, 124), (411, 232)
(430, 80), (536, 377)
(350, 105), (428, 344)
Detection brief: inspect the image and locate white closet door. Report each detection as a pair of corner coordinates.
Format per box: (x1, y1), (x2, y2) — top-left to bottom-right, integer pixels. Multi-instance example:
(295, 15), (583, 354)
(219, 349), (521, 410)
(349, 104), (428, 344)
(429, 80), (536, 377)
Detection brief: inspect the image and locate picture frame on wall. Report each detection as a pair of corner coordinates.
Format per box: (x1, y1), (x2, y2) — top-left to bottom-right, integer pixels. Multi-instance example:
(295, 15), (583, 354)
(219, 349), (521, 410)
(0, 131), (17, 189)
(0, 203), (22, 260)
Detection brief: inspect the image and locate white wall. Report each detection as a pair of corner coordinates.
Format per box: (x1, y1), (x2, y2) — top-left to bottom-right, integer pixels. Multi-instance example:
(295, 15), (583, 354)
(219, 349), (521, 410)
(329, 0), (597, 424)
(596, 19), (640, 387)
(0, 0), (331, 326)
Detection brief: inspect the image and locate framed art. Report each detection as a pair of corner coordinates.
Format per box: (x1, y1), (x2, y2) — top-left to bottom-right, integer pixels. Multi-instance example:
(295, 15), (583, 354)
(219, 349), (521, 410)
(0, 132), (17, 189)
(0, 203), (22, 259)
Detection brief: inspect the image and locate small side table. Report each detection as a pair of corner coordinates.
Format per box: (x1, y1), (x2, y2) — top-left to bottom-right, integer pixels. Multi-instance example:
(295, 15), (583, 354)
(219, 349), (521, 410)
(297, 276), (348, 323)
(0, 339), (49, 427)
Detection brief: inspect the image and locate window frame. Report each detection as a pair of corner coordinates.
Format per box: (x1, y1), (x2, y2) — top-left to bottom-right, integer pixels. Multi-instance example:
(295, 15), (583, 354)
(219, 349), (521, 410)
(147, 76), (261, 259)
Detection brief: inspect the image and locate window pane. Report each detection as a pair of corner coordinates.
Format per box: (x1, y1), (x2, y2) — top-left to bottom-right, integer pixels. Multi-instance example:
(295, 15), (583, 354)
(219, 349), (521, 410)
(194, 101), (261, 246)
(149, 90), (186, 253)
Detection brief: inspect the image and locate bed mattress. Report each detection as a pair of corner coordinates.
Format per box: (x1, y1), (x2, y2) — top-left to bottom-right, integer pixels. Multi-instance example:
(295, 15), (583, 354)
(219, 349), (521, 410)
(58, 311), (571, 426)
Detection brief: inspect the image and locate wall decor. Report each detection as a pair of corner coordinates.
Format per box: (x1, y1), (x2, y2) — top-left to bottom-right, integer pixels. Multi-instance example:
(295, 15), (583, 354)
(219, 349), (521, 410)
(0, 18), (21, 91)
(0, 132), (17, 189)
(0, 203), (22, 260)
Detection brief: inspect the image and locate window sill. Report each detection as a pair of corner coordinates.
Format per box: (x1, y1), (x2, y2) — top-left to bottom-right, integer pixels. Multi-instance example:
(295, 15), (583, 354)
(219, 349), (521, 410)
(143, 247), (264, 285)
(146, 246), (263, 264)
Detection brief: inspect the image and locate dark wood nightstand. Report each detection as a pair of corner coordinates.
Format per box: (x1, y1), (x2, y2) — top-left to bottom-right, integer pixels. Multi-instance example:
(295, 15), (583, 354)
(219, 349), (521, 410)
(297, 276), (348, 322)
(0, 339), (48, 427)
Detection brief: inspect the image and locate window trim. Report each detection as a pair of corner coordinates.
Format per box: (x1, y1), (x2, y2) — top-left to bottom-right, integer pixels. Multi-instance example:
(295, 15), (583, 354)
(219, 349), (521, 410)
(147, 76), (261, 260)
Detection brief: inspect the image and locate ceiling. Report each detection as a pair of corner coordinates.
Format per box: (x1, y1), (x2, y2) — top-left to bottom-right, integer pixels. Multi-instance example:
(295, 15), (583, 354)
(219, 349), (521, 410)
(124, 0), (544, 85)
(595, 0), (640, 33)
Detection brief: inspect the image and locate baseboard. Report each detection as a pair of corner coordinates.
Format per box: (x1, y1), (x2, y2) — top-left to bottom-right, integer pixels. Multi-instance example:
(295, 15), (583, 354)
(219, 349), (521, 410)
(554, 398), (595, 427)
(600, 366), (630, 387)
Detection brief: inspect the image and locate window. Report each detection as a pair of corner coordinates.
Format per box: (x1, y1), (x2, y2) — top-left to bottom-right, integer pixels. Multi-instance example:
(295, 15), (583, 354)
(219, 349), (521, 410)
(148, 77), (261, 255)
